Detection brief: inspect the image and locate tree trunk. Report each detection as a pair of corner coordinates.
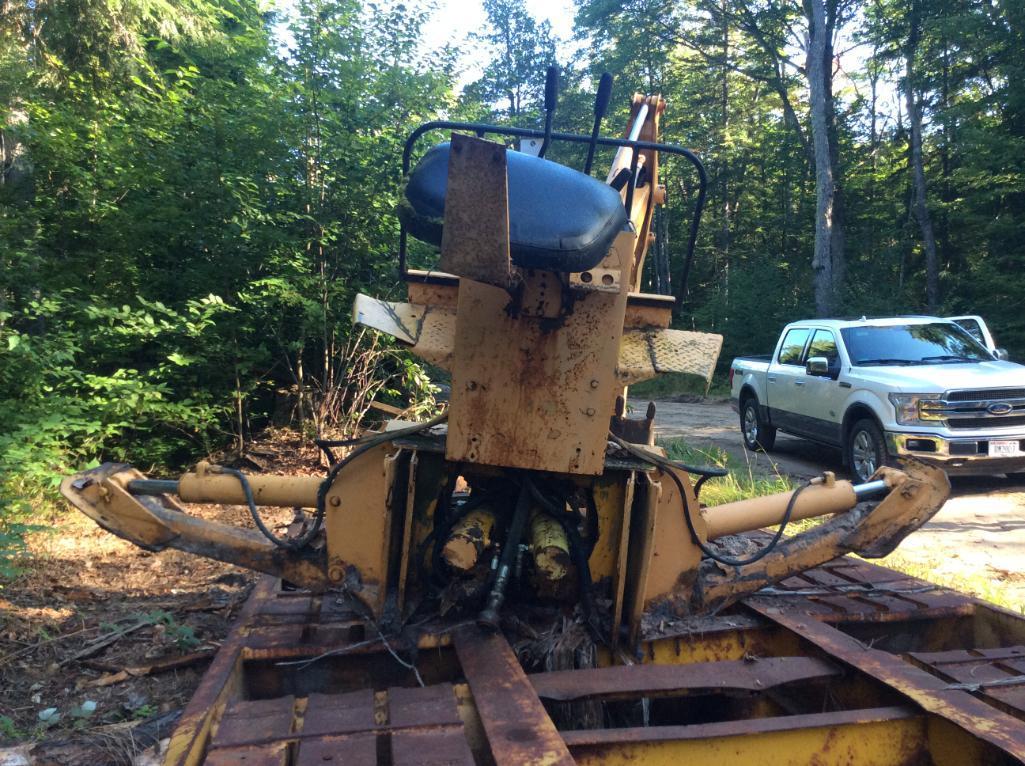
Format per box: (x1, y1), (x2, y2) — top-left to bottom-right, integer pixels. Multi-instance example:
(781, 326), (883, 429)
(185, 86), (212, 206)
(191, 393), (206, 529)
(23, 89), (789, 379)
(905, 0), (940, 311)
(805, 0), (837, 317)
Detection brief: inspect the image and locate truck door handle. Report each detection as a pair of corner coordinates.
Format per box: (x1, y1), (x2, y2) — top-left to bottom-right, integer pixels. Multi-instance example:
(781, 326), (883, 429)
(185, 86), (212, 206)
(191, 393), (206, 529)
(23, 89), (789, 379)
(794, 380), (805, 386)
(767, 376), (777, 383)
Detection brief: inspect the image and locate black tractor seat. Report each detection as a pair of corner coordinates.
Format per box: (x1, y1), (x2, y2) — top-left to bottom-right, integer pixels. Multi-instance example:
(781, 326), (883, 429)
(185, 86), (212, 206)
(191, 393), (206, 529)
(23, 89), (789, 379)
(399, 141), (630, 273)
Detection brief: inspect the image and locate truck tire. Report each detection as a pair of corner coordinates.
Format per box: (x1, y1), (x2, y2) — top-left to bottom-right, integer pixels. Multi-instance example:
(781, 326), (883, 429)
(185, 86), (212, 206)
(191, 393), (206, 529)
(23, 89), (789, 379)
(741, 396), (776, 452)
(846, 418), (888, 483)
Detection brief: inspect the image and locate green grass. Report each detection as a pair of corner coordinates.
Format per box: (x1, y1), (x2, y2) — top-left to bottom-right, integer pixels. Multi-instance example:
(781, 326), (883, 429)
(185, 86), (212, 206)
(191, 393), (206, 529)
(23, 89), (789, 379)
(630, 372), (731, 400)
(661, 438), (795, 506)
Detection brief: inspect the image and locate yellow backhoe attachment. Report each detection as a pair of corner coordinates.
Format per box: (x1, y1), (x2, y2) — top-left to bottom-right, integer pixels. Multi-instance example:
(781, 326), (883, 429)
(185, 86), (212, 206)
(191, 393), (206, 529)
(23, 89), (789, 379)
(57, 75), (979, 766)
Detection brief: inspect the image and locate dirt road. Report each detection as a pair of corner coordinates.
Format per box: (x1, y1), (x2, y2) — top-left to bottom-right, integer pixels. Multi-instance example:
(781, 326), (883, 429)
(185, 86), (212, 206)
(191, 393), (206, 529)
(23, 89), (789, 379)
(654, 398), (1025, 610)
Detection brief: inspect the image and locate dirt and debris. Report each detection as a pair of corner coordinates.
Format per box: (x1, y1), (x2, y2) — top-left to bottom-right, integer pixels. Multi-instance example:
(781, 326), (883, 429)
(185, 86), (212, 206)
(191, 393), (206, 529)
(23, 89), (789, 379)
(0, 429), (326, 760)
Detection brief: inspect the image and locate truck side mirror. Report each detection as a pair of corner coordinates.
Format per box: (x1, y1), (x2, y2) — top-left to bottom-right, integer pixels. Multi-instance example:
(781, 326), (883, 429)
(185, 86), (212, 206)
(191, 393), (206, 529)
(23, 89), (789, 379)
(806, 357), (829, 376)
(995, 348), (1010, 361)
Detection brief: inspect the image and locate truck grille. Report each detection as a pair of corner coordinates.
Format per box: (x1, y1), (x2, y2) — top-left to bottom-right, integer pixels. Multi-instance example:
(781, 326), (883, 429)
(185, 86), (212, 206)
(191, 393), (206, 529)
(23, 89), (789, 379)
(923, 388), (1025, 430)
(948, 415), (1025, 430)
(947, 388), (1025, 402)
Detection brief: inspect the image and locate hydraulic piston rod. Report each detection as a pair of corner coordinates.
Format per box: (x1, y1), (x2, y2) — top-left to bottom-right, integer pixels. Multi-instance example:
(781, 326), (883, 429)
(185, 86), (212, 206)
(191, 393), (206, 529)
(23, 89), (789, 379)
(701, 473), (895, 541)
(127, 461), (322, 508)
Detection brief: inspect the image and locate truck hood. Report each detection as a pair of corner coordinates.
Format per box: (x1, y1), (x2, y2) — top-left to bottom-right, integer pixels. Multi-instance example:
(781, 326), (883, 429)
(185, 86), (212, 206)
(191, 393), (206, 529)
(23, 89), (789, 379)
(852, 360), (1025, 394)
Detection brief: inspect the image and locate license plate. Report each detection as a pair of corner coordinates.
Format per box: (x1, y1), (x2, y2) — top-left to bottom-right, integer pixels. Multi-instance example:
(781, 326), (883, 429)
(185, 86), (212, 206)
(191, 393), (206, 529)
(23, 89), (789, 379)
(989, 440), (1021, 457)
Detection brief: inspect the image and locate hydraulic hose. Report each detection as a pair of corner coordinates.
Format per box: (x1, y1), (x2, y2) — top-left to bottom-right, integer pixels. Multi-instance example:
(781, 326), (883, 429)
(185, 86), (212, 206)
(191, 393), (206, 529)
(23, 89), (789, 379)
(225, 411), (449, 550)
(608, 432), (810, 567)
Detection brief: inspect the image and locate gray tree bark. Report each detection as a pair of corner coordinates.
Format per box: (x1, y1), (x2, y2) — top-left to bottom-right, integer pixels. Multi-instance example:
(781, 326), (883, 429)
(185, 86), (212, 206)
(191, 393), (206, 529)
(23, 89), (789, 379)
(904, 0), (940, 311)
(806, 0), (838, 316)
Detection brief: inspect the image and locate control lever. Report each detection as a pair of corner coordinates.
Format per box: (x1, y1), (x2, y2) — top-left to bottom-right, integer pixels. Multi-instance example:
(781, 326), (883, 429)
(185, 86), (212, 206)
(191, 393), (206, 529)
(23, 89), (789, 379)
(537, 65), (560, 159)
(584, 72), (613, 175)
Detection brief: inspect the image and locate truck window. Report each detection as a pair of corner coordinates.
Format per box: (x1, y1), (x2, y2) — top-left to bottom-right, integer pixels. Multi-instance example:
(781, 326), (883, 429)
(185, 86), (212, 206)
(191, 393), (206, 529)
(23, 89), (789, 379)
(778, 328), (810, 365)
(841, 323), (992, 365)
(808, 329), (839, 366)
(952, 318), (985, 345)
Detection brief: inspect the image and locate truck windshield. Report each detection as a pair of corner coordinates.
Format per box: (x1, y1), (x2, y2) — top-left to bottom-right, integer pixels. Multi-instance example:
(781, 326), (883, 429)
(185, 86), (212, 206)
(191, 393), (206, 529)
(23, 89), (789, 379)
(841, 323), (994, 366)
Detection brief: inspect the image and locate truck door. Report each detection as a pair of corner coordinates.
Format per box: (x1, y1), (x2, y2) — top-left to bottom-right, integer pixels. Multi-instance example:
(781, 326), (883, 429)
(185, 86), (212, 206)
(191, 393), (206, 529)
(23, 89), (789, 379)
(766, 327), (811, 431)
(798, 328), (845, 445)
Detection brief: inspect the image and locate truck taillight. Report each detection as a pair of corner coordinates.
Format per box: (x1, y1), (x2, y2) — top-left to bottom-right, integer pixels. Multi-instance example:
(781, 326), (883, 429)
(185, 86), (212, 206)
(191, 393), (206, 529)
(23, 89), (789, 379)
(728, 367), (735, 387)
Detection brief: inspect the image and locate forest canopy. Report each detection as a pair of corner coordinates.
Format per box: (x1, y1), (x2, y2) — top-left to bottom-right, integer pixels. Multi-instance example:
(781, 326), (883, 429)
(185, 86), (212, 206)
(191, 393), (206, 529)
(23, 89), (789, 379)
(1, 0), (1023, 553)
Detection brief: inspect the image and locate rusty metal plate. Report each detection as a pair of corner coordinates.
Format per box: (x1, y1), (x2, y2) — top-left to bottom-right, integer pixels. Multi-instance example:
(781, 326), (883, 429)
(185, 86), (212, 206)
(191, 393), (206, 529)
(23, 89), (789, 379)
(204, 741), (289, 766)
(212, 696), (296, 747)
(446, 270), (629, 475)
(302, 690), (377, 738)
(438, 134), (512, 288)
(530, 656), (840, 702)
(388, 683), (463, 727)
(352, 295), (457, 370)
(252, 594), (315, 625)
(617, 328), (723, 385)
(295, 733), (377, 765)
(453, 627), (573, 766)
(392, 729), (475, 766)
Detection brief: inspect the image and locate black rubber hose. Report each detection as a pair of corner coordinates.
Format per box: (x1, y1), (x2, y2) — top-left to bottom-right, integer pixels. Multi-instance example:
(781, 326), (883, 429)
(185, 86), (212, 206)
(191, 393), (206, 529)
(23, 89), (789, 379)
(224, 411), (448, 550)
(608, 432), (810, 567)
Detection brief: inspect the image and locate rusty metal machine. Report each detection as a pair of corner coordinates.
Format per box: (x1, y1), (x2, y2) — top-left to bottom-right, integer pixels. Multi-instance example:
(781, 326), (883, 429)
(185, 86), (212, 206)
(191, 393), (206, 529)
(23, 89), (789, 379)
(61, 70), (1025, 764)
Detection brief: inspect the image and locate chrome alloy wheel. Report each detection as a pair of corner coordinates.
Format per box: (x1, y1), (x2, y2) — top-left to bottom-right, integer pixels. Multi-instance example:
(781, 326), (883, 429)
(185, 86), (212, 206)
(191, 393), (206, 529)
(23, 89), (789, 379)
(851, 430), (878, 482)
(743, 404), (759, 446)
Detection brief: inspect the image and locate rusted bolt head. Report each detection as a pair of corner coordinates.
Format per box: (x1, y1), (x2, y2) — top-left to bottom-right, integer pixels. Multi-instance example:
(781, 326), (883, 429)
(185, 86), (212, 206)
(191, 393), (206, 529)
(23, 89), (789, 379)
(329, 496), (341, 507)
(586, 407), (596, 417)
(590, 379), (600, 389)
(328, 566), (344, 582)
(467, 380), (477, 391)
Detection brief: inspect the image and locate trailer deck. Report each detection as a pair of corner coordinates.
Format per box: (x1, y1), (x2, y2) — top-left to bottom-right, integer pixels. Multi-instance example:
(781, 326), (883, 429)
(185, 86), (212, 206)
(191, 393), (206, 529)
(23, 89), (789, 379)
(164, 556), (1025, 765)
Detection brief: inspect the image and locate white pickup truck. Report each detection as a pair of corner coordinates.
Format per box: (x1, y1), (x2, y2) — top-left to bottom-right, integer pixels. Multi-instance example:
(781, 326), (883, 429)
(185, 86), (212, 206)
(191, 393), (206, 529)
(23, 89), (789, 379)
(729, 317), (1025, 482)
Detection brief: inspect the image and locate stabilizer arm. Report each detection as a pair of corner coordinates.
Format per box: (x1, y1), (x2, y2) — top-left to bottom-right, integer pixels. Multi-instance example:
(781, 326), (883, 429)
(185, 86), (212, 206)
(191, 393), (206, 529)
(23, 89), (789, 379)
(688, 460), (950, 615)
(61, 463), (331, 591)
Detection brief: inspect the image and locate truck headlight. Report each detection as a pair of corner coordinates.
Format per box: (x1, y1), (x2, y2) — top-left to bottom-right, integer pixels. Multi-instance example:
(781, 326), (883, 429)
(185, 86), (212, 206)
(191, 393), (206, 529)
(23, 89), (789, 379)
(888, 393), (943, 425)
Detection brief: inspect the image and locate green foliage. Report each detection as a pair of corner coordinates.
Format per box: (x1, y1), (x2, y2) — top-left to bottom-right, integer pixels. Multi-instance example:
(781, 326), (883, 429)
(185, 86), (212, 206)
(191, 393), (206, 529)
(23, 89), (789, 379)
(146, 609), (202, 651)
(0, 0), (458, 565)
(464, 0), (559, 118)
(0, 714), (24, 741)
(661, 439), (795, 506)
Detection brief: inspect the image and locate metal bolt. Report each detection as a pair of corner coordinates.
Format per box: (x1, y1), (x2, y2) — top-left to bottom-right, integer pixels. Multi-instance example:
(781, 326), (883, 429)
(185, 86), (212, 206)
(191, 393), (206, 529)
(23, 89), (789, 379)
(586, 407), (596, 416)
(590, 379), (600, 389)
(328, 566), (344, 582)
(329, 496), (341, 507)
(467, 380), (478, 391)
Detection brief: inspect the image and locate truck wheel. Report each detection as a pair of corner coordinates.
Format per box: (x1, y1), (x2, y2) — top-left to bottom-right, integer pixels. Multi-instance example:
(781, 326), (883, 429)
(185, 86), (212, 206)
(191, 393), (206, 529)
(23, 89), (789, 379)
(741, 397), (776, 452)
(847, 419), (887, 483)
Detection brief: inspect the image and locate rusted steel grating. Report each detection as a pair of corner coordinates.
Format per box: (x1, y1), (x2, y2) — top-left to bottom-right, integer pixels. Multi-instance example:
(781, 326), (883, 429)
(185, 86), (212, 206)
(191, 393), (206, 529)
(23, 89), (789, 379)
(910, 647), (1025, 716)
(531, 656), (840, 702)
(748, 558), (973, 623)
(748, 601), (1025, 760)
(453, 627), (574, 766)
(206, 683), (474, 764)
